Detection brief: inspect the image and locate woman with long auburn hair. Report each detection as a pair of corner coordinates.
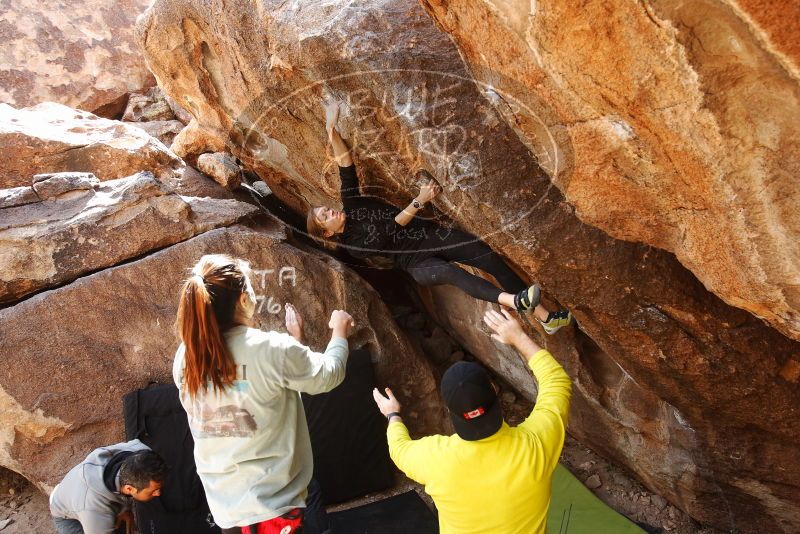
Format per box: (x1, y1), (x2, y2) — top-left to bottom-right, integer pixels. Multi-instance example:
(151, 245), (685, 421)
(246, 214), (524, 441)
(307, 102), (573, 335)
(173, 254), (354, 534)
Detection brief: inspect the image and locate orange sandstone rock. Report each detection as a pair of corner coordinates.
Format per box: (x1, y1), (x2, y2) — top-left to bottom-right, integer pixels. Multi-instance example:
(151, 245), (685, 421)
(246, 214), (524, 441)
(0, 0), (155, 117)
(135, 1), (800, 531)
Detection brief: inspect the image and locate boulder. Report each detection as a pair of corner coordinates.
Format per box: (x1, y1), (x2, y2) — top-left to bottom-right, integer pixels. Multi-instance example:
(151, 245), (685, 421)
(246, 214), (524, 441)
(136, 1), (800, 531)
(31, 172), (99, 200)
(0, 225), (448, 491)
(120, 88), (186, 146)
(168, 165), (242, 200)
(170, 119), (227, 166)
(420, 0), (800, 342)
(0, 103), (184, 188)
(0, 172), (259, 303)
(197, 152), (242, 190)
(164, 94), (195, 125)
(122, 87), (177, 123)
(131, 120), (186, 147)
(0, 0), (155, 117)
(0, 187), (39, 209)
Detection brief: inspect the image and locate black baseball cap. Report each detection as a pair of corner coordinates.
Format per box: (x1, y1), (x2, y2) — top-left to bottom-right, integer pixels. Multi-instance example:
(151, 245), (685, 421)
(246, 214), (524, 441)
(440, 361), (503, 441)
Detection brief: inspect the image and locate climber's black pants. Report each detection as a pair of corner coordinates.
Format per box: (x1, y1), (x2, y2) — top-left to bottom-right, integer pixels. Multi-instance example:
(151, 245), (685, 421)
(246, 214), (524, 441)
(405, 229), (526, 303)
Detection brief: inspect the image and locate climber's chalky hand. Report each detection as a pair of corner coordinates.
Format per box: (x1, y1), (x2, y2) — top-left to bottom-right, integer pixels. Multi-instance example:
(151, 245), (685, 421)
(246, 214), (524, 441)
(324, 100), (340, 133)
(416, 180), (441, 204)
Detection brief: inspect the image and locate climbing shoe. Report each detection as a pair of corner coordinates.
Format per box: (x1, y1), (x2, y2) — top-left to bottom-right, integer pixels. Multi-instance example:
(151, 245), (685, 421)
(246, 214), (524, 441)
(540, 310), (573, 334)
(515, 284), (541, 312)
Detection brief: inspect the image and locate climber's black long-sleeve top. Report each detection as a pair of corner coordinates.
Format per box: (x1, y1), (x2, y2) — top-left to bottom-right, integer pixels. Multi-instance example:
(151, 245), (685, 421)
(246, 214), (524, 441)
(339, 164), (434, 269)
(338, 165), (527, 303)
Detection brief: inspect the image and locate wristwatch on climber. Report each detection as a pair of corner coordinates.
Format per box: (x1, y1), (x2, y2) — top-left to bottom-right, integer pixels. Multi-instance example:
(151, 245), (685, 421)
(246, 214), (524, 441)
(412, 199), (423, 210)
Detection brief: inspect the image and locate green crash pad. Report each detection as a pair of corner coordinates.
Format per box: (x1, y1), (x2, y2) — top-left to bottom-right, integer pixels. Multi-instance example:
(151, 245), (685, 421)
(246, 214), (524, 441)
(548, 464), (647, 534)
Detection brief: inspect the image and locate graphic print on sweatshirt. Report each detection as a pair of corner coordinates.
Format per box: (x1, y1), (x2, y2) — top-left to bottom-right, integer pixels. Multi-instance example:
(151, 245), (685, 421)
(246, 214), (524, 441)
(185, 366), (258, 439)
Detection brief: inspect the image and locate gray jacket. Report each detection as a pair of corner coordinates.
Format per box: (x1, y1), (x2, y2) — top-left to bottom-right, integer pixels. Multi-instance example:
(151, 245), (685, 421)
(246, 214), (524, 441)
(49, 439), (150, 534)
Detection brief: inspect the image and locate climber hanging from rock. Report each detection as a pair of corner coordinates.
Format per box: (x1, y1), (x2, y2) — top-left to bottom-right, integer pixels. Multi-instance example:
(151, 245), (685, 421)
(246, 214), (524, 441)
(307, 101), (572, 334)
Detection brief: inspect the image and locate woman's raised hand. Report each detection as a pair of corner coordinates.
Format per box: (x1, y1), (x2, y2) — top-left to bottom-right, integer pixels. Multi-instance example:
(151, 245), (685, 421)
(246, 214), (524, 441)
(285, 303), (304, 343)
(328, 309), (355, 338)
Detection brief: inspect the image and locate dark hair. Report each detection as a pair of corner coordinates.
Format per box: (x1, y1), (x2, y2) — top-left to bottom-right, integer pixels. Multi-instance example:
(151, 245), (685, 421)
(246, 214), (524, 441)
(119, 451), (168, 491)
(175, 254), (251, 397)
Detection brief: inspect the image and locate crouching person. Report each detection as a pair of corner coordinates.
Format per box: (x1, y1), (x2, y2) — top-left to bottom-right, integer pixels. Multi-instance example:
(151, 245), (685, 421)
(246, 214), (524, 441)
(373, 309), (572, 534)
(50, 440), (167, 534)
